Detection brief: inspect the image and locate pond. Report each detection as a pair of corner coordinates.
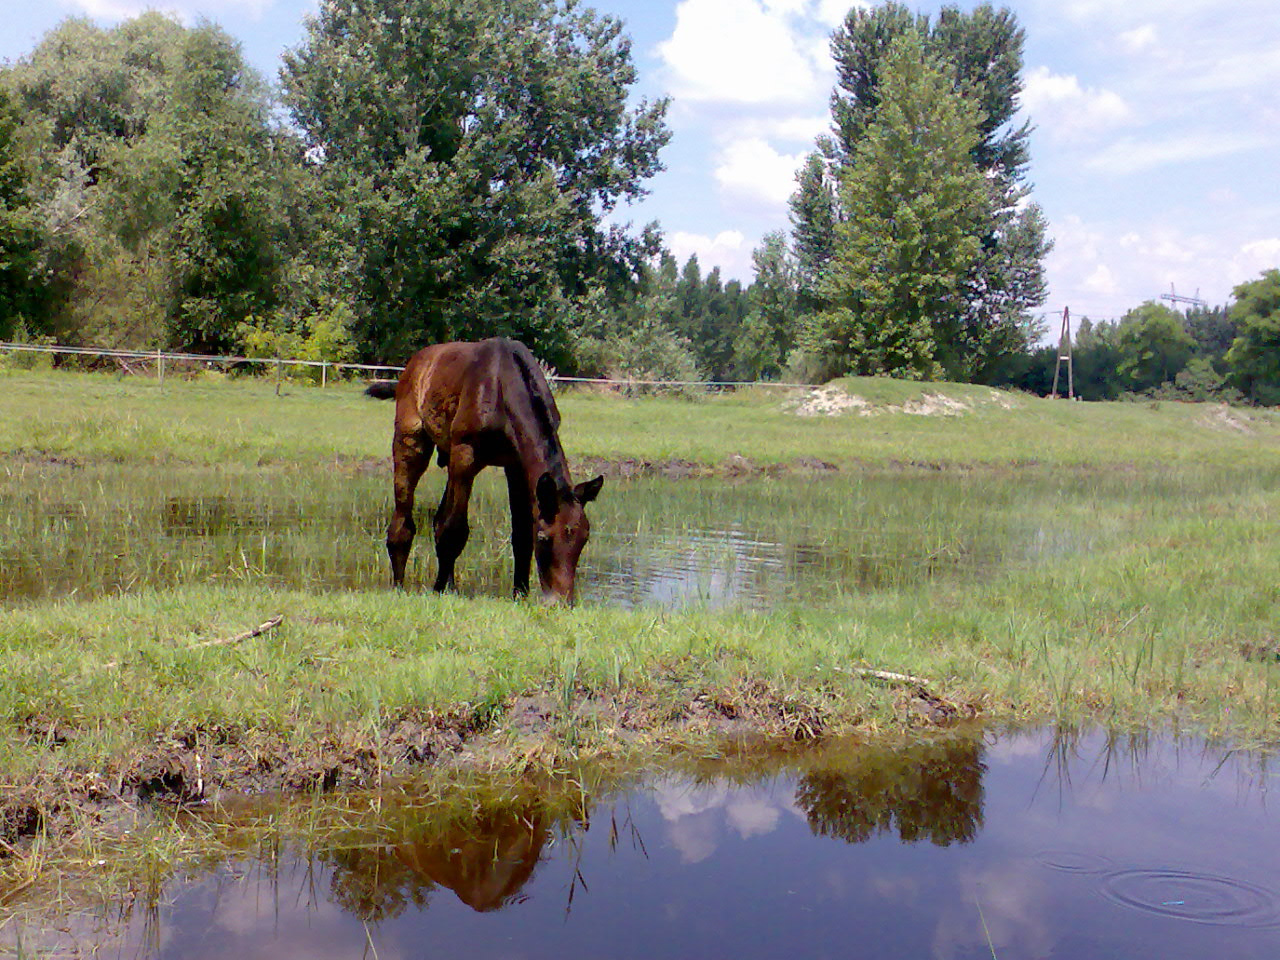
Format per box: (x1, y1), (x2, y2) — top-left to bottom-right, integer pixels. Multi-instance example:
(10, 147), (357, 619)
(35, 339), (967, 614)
(0, 459), (1165, 608)
(11, 727), (1279, 957)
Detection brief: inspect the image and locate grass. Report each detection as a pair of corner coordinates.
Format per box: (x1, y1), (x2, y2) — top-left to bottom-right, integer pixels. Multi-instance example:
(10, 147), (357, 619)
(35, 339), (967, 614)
(1, 367), (1278, 469)
(2, 366), (1280, 896)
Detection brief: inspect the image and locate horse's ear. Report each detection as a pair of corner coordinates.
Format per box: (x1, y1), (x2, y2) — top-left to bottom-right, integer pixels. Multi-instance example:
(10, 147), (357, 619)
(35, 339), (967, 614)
(536, 471), (560, 522)
(574, 475), (604, 505)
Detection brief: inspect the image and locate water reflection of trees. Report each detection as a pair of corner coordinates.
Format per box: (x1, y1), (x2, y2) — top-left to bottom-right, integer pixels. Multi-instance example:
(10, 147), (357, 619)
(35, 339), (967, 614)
(795, 736), (985, 846)
(324, 793), (589, 922)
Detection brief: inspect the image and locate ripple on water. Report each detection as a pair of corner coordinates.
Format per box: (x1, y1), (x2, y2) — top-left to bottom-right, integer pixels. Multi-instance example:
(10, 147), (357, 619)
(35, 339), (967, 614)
(1099, 868), (1280, 928)
(1033, 849), (1115, 876)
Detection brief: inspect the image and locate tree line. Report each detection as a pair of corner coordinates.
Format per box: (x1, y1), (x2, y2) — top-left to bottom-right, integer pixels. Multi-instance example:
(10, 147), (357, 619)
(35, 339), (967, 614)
(0, 1), (1276, 401)
(993, 275), (1280, 405)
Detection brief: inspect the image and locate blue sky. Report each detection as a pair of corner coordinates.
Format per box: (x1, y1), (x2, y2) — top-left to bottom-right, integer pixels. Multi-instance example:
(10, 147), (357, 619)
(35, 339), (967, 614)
(3, 0), (1277, 327)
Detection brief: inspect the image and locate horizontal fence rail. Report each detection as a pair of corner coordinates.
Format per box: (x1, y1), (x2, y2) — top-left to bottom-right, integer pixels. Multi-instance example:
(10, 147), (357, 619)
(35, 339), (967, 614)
(0, 341), (809, 390)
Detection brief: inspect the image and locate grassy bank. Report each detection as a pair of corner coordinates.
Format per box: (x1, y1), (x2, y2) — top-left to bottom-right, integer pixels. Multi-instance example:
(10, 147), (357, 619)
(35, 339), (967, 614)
(2, 367), (1278, 469)
(2, 367), (1280, 879)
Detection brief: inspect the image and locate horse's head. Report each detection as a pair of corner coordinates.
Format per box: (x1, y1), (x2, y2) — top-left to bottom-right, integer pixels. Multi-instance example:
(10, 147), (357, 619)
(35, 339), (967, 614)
(534, 472), (604, 604)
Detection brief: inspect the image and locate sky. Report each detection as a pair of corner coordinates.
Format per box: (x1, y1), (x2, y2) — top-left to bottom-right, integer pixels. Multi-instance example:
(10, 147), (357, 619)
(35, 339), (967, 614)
(2, 0), (1278, 329)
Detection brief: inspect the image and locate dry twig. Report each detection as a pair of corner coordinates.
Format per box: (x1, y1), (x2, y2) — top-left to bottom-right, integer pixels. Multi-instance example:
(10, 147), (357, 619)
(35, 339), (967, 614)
(191, 614), (285, 649)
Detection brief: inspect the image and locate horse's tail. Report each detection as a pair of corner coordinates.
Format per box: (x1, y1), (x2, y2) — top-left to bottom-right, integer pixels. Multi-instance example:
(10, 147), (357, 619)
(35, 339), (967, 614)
(364, 379), (398, 400)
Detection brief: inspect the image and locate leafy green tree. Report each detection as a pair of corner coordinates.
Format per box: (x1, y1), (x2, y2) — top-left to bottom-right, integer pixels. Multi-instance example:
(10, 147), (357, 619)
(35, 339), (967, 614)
(788, 152), (837, 315)
(1072, 317), (1125, 400)
(1115, 301), (1194, 393)
(1185, 304), (1236, 362)
(5, 15), (297, 350)
(735, 231), (798, 379)
(805, 32), (988, 379)
(798, 1), (1048, 379)
(1225, 269), (1280, 404)
(152, 25), (293, 351)
(0, 87), (46, 339)
(829, 2), (1028, 192)
(280, 0), (670, 366)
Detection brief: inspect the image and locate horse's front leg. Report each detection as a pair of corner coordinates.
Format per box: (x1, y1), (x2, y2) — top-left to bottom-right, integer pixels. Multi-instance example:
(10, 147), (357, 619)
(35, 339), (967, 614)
(387, 428), (433, 588)
(506, 465), (533, 597)
(432, 445), (477, 593)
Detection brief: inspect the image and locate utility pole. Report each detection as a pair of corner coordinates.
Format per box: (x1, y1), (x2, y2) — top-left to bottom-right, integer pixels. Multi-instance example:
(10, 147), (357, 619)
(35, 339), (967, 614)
(1050, 306), (1073, 400)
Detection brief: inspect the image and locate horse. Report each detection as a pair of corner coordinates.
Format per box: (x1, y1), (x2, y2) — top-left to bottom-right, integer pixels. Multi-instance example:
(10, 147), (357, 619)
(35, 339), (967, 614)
(368, 338), (603, 604)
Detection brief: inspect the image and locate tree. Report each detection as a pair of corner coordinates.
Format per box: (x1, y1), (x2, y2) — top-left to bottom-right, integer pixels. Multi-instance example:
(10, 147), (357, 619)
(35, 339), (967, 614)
(151, 25), (294, 351)
(797, 1), (1049, 379)
(1225, 269), (1280, 404)
(1072, 317), (1125, 400)
(805, 32), (988, 379)
(735, 231), (798, 379)
(0, 87), (46, 339)
(788, 152), (837, 316)
(5, 15), (296, 350)
(1185, 303), (1236, 362)
(280, 0), (670, 366)
(1115, 301), (1194, 393)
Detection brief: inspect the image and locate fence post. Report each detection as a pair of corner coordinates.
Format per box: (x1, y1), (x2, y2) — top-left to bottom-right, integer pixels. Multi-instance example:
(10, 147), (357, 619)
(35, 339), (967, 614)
(322, 362), (328, 389)
(276, 357), (283, 397)
(157, 348), (164, 386)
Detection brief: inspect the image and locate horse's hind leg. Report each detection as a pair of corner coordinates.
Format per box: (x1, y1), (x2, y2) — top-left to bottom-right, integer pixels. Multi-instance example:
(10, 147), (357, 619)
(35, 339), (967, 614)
(432, 445), (477, 593)
(387, 428), (433, 588)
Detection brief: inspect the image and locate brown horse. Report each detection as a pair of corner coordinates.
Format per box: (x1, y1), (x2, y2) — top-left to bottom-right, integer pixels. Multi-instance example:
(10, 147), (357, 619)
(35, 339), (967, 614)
(370, 338), (603, 603)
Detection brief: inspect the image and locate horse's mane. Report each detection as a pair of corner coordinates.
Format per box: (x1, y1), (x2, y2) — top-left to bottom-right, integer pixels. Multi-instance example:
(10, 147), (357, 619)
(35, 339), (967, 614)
(506, 341), (568, 484)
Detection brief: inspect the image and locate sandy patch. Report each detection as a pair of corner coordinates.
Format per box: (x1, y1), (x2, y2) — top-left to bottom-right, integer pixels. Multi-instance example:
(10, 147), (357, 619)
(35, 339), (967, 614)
(1200, 404), (1253, 434)
(792, 385), (870, 416)
(791, 385), (1019, 417)
(897, 393), (971, 416)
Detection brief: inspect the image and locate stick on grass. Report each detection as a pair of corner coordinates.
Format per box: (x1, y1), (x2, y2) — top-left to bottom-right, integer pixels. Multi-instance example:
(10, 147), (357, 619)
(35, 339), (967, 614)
(192, 614), (285, 649)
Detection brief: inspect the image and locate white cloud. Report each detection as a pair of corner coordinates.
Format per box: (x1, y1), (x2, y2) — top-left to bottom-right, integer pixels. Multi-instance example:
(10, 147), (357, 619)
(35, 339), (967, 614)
(742, 115), (830, 143)
(1021, 67), (1131, 141)
(1044, 215), (1275, 317)
(714, 137), (806, 206)
(658, 0), (832, 105)
(1084, 132), (1268, 176)
(1232, 239), (1280, 287)
(814, 0), (864, 27)
(668, 229), (751, 276)
(1118, 24), (1158, 52)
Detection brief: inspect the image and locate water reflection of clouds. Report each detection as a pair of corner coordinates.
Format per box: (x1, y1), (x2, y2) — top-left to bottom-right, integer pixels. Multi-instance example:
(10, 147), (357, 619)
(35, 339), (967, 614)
(125, 861), (404, 960)
(651, 777), (804, 863)
(931, 863), (1056, 960)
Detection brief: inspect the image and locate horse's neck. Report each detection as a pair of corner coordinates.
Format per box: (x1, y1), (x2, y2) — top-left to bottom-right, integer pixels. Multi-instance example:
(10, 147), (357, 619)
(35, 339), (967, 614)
(509, 406), (569, 487)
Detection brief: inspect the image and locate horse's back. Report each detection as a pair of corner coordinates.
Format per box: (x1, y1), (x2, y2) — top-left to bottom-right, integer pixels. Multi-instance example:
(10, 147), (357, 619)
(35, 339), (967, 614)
(396, 338), (554, 447)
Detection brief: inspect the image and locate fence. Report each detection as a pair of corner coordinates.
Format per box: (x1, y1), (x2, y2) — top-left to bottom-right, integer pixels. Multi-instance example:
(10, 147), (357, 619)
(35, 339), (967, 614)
(0, 340), (809, 391)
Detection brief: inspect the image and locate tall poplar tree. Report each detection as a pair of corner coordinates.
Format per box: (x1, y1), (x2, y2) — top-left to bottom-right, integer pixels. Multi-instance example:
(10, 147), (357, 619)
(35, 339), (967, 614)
(791, 2), (1050, 380)
(807, 32), (987, 379)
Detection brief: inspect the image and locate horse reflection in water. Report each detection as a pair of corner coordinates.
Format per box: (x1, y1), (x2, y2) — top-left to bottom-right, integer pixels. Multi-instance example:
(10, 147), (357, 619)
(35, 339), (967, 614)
(323, 736), (985, 923)
(369, 338), (603, 604)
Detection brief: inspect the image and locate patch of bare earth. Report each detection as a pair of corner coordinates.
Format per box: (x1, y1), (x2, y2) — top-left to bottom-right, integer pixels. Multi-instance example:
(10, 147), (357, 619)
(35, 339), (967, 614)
(791, 385), (870, 416)
(1199, 404), (1254, 434)
(789, 386), (1020, 418)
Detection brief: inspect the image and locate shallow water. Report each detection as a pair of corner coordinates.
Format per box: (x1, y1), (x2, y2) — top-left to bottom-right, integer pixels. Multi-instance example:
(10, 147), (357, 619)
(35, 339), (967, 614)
(16, 728), (1280, 958)
(0, 461), (1132, 608)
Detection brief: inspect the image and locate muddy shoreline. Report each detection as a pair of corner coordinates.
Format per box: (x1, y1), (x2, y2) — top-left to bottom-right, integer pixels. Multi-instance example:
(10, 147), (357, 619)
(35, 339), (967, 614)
(1, 679), (970, 858)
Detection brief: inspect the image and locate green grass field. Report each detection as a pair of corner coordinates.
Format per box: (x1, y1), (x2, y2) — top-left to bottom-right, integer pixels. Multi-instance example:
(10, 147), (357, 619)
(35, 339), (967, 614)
(2, 367), (1279, 877)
